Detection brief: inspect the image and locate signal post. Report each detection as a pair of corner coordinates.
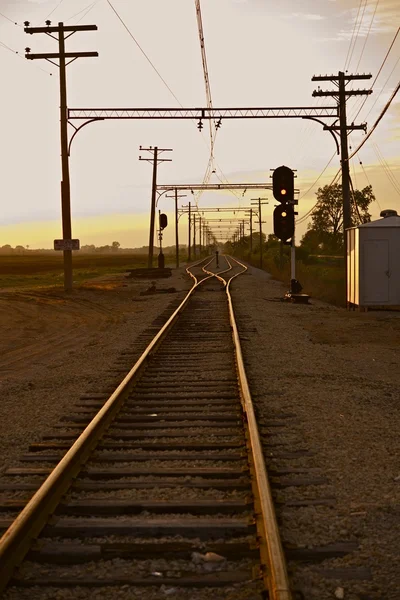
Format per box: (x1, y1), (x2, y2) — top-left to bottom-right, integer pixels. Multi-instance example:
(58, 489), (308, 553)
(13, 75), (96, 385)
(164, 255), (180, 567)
(272, 166), (308, 303)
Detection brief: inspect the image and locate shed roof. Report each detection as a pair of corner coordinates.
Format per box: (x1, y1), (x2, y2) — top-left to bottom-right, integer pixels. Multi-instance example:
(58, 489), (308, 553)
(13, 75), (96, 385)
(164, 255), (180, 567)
(358, 215), (400, 228)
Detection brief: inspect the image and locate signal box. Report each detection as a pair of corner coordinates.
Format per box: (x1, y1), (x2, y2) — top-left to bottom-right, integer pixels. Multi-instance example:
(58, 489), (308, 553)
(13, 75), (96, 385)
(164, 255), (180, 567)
(272, 165), (295, 202)
(273, 204), (295, 242)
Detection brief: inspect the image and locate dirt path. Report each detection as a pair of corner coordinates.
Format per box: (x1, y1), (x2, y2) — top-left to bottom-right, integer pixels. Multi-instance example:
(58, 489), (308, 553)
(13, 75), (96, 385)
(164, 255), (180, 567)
(0, 271), (191, 472)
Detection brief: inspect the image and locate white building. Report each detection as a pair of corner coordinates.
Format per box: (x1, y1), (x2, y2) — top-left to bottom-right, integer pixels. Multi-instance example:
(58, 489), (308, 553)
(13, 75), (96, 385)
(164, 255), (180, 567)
(347, 210), (400, 309)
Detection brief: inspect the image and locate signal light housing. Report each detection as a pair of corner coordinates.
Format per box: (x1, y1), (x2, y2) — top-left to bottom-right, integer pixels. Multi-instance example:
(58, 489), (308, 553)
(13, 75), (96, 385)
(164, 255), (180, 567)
(272, 165), (295, 203)
(159, 213), (168, 230)
(273, 204), (295, 242)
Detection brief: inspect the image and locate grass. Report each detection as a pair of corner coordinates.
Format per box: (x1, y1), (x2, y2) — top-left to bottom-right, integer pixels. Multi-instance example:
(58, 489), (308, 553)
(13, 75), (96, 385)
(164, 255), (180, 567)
(0, 253), (149, 289)
(238, 248), (346, 307)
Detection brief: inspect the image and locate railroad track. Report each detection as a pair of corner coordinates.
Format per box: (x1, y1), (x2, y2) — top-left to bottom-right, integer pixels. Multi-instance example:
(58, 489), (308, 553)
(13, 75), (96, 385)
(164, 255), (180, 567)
(0, 255), (291, 600)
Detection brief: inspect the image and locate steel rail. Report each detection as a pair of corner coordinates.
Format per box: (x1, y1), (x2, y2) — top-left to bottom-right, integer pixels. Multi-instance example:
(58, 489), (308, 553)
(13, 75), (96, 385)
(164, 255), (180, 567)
(226, 256), (292, 600)
(0, 259), (214, 592)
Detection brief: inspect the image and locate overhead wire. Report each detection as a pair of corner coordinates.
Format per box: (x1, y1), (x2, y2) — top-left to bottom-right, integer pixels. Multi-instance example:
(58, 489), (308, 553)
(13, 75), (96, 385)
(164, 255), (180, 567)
(351, 26), (399, 122)
(41, 0), (67, 23)
(106, 0), (236, 202)
(347, 0), (369, 71)
(347, 78), (400, 159)
(0, 11), (21, 26)
(372, 142), (400, 196)
(357, 153), (382, 211)
(0, 39), (53, 75)
(106, 0), (183, 107)
(66, 1), (98, 23)
(344, 0), (364, 71)
(355, 0), (380, 72)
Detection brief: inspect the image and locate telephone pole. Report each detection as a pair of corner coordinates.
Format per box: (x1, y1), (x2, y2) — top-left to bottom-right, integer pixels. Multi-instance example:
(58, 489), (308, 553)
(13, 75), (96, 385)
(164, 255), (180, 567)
(166, 189), (186, 269)
(251, 198), (268, 269)
(188, 202), (192, 261)
(24, 21), (98, 292)
(193, 214), (197, 258)
(139, 146), (172, 268)
(312, 72), (371, 250)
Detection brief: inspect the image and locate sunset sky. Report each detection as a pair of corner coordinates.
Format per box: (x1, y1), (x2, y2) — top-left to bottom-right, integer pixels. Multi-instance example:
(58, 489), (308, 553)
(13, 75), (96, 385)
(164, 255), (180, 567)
(0, 0), (399, 249)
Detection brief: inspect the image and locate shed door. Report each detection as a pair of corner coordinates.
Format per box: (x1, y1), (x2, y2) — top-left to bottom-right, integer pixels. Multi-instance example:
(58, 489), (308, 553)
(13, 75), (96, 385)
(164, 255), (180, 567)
(363, 239), (389, 303)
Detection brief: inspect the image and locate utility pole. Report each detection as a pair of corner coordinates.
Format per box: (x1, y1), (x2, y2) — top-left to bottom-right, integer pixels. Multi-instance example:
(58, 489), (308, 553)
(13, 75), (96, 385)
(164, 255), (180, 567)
(193, 214), (197, 259)
(188, 202), (192, 261)
(139, 146), (172, 268)
(251, 198), (268, 269)
(166, 189), (186, 269)
(249, 208), (253, 253)
(312, 72), (371, 253)
(24, 21), (98, 292)
(199, 217), (202, 255)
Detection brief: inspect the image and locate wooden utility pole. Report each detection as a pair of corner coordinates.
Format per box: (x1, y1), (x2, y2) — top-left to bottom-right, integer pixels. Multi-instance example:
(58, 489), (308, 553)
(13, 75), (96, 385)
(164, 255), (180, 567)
(193, 214), (196, 258)
(188, 202), (192, 261)
(249, 208), (253, 253)
(166, 189), (186, 268)
(199, 217), (202, 255)
(251, 198), (268, 269)
(139, 146), (172, 268)
(312, 72), (371, 249)
(24, 21), (98, 292)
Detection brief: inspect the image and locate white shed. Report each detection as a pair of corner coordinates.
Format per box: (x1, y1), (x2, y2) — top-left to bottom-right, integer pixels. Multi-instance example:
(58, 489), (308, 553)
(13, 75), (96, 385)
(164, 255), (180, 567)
(347, 210), (400, 309)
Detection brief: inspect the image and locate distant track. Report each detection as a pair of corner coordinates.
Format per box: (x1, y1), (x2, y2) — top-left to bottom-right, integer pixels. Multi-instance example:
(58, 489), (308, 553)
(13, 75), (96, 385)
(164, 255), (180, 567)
(0, 255), (291, 599)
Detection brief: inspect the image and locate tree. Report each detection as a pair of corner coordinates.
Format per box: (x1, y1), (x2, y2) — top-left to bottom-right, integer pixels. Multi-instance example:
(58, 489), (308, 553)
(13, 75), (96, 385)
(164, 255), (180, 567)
(111, 241), (120, 252)
(301, 183), (375, 254)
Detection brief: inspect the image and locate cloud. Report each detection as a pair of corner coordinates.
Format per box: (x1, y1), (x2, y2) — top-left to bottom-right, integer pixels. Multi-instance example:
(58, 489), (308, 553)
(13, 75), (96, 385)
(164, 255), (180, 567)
(282, 12), (325, 21)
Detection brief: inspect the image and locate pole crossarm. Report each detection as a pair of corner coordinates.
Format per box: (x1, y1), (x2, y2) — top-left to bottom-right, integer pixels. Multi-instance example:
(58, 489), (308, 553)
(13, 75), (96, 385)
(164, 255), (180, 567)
(158, 183), (272, 191)
(26, 52), (98, 60)
(181, 206), (259, 212)
(67, 106), (339, 120)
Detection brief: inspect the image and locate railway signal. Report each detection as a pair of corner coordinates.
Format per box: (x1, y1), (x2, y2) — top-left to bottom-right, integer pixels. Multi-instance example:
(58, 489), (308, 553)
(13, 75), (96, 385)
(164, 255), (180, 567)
(159, 213), (168, 230)
(273, 204), (295, 242)
(272, 165), (295, 203)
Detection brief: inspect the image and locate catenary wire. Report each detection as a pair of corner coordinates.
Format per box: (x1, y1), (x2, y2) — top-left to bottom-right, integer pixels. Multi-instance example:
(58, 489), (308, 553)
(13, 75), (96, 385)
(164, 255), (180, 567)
(106, 0), (237, 204)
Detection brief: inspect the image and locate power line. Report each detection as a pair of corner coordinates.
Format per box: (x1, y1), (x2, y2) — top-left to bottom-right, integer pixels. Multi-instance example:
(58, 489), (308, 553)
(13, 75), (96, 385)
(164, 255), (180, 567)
(296, 165), (342, 225)
(66, 1), (98, 23)
(344, 0), (364, 71)
(363, 55), (400, 120)
(357, 154), (382, 211)
(106, 0), (183, 107)
(0, 11), (21, 26)
(355, 0), (380, 72)
(347, 0), (368, 71)
(0, 40), (53, 75)
(351, 26), (399, 121)
(372, 142), (400, 196)
(41, 0), (67, 23)
(348, 78), (400, 160)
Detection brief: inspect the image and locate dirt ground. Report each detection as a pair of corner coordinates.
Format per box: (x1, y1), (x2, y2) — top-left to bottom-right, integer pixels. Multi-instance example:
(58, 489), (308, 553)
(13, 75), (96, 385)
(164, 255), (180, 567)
(0, 270), (192, 473)
(0, 262), (399, 599)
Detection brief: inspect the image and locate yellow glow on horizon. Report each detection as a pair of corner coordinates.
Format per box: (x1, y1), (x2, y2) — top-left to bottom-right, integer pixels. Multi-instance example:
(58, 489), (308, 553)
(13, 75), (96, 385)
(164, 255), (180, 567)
(0, 213), (152, 249)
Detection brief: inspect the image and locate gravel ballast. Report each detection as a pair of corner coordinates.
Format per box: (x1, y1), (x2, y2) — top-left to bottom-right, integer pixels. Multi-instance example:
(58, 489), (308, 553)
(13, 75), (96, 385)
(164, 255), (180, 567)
(231, 263), (400, 600)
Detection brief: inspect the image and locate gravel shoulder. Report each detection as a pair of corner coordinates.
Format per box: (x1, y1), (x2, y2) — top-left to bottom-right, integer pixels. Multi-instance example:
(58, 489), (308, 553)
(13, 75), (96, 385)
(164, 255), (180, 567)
(0, 268), (192, 473)
(231, 263), (400, 600)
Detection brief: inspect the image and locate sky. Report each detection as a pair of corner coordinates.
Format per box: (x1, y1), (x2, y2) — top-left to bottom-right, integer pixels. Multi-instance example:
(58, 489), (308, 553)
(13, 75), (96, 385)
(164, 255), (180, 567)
(0, 0), (399, 249)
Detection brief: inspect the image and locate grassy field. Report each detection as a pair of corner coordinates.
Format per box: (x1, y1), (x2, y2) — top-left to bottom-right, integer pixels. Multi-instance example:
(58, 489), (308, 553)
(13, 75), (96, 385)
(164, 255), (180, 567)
(239, 249), (346, 307)
(0, 253), (149, 289)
